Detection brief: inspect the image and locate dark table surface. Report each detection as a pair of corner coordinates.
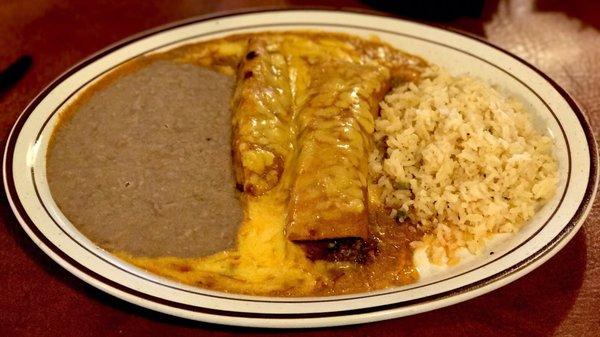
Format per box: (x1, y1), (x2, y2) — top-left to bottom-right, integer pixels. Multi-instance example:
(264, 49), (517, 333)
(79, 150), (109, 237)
(1, 1), (599, 336)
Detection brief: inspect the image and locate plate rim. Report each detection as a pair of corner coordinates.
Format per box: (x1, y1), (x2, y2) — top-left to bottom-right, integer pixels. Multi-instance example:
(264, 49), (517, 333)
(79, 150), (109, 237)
(3, 7), (598, 328)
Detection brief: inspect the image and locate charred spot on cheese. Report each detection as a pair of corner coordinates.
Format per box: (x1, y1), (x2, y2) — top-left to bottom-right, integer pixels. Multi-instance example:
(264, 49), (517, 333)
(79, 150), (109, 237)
(245, 50), (258, 60)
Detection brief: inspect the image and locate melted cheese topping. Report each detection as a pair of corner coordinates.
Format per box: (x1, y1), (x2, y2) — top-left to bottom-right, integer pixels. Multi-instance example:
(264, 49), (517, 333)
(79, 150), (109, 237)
(117, 31), (426, 296)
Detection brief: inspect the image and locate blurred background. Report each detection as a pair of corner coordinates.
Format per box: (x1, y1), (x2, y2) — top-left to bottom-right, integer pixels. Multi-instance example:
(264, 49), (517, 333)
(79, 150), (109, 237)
(2, 0), (598, 131)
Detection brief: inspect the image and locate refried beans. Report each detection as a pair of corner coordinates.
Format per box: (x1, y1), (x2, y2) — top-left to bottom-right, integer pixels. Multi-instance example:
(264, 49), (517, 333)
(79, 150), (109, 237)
(46, 60), (243, 257)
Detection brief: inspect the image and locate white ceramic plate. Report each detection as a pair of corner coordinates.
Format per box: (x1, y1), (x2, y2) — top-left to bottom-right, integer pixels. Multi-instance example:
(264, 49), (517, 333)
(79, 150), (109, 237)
(3, 9), (598, 328)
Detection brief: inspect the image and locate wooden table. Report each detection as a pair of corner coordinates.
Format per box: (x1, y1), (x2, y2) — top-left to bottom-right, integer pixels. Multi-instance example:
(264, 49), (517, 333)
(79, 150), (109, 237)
(1, 1), (599, 336)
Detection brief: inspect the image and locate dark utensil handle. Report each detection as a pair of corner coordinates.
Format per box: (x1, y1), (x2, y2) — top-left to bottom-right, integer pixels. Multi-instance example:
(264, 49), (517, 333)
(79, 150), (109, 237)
(0, 55), (33, 94)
